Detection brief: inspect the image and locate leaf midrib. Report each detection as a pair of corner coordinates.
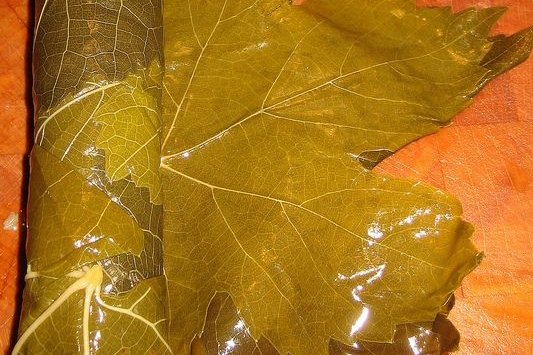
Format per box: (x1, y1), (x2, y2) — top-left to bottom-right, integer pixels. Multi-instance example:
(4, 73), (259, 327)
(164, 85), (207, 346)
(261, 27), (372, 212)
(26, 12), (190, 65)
(161, 163), (448, 271)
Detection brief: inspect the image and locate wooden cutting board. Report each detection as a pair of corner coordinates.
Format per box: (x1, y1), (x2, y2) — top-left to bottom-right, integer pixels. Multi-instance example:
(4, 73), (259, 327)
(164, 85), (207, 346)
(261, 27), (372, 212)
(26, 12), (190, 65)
(0, 0), (531, 353)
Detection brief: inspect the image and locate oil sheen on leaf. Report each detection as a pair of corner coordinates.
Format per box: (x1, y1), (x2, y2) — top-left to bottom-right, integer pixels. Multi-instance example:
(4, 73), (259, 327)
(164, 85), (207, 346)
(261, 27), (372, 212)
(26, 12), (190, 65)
(16, 0), (170, 353)
(15, 0), (532, 354)
(161, 0), (530, 353)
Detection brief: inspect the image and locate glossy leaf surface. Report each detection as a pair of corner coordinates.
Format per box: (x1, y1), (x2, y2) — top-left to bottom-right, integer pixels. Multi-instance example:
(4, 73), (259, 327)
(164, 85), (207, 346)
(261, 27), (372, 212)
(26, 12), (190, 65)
(14, 0), (532, 354)
(161, 0), (529, 353)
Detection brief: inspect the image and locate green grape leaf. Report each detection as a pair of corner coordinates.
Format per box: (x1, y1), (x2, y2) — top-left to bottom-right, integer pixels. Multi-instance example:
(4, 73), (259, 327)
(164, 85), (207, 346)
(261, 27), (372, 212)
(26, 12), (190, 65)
(15, 0), (532, 354)
(192, 292), (460, 354)
(35, 72), (163, 204)
(160, 0), (531, 353)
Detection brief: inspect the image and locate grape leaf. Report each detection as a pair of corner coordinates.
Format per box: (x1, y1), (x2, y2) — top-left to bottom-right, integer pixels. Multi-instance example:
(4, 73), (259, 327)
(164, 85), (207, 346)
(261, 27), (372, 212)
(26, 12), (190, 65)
(191, 292), (460, 354)
(15, 0), (170, 353)
(14, 0), (532, 354)
(161, 0), (530, 353)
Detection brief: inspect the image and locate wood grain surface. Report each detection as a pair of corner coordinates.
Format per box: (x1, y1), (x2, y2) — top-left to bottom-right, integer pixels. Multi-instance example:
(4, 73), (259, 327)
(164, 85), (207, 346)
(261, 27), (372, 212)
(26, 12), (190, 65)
(0, 0), (531, 354)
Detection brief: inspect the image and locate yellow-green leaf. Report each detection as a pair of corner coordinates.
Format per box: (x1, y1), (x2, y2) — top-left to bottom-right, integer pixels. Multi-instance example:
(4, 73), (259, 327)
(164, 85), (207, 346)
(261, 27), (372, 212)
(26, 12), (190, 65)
(161, 0), (530, 353)
(15, 0), (532, 354)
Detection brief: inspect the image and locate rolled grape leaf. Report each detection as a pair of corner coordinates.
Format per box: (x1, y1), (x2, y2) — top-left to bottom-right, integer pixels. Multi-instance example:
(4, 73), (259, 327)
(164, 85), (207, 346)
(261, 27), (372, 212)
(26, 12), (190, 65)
(14, 0), (532, 354)
(15, 0), (171, 353)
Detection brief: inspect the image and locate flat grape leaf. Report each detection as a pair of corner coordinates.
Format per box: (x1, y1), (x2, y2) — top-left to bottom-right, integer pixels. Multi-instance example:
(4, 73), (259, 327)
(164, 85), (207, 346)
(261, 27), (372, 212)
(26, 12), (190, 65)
(191, 292), (460, 354)
(160, 0), (531, 354)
